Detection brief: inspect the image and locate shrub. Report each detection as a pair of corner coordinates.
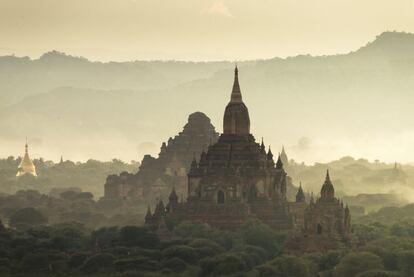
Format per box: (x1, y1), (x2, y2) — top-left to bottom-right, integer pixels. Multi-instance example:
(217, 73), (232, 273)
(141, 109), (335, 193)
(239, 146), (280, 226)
(195, 246), (217, 259)
(190, 238), (224, 259)
(233, 245), (269, 263)
(189, 238), (224, 253)
(335, 252), (384, 277)
(9, 207), (48, 230)
(214, 253), (249, 275)
(162, 245), (197, 263)
(200, 253), (248, 275)
(159, 238), (189, 250)
(256, 264), (278, 277)
(21, 253), (50, 273)
(68, 252), (90, 269)
(241, 218), (281, 256)
(80, 253), (115, 273)
(256, 255), (311, 277)
(398, 250), (414, 277)
(161, 257), (187, 272)
(356, 270), (402, 277)
(115, 256), (159, 272)
(129, 247), (161, 260)
(119, 226), (159, 248)
(21, 252), (67, 273)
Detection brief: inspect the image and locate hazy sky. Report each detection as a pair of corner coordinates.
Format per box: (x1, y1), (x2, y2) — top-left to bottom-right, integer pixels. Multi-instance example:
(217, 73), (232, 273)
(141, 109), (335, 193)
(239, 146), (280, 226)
(1, 0), (414, 61)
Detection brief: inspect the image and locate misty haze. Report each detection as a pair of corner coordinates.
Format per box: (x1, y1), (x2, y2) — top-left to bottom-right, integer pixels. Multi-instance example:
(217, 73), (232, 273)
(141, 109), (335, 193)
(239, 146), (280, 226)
(2, 1), (414, 277)
(2, 32), (414, 164)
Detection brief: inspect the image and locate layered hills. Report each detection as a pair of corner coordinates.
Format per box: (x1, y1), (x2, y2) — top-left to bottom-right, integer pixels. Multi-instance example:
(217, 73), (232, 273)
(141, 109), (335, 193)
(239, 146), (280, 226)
(1, 31), (414, 163)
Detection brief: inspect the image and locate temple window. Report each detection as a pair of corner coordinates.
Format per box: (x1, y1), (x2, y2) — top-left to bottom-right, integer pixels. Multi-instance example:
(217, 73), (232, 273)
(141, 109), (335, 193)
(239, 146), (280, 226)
(217, 191), (225, 204)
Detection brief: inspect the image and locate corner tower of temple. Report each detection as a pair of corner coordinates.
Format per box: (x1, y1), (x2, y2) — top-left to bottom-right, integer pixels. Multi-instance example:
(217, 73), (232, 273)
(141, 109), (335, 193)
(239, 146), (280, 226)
(320, 170), (335, 201)
(223, 66), (250, 135)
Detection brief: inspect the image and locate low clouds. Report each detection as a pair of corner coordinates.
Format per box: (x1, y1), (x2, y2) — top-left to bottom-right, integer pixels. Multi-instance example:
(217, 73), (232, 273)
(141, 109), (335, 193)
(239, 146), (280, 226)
(203, 1), (233, 17)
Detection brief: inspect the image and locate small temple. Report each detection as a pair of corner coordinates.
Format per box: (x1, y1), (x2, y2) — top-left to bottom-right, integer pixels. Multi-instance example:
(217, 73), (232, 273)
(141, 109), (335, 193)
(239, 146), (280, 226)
(286, 170), (351, 253)
(16, 138), (37, 177)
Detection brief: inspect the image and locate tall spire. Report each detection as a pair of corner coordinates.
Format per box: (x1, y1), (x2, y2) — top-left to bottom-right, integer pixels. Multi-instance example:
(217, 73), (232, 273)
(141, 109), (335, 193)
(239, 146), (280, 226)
(267, 146), (273, 160)
(230, 65), (242, 103)
(276, 154), (284, 169)
(320, 169), (335, 201)
(325, 170), (331, 182)
(260, 138), (266, 154)
(223, 66), (250, 135)
(296, 182), (305, 203)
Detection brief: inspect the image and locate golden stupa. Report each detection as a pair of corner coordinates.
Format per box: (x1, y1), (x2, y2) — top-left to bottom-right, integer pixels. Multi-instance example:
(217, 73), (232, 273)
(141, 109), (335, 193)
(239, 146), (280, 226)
(16, 139), (37, 177)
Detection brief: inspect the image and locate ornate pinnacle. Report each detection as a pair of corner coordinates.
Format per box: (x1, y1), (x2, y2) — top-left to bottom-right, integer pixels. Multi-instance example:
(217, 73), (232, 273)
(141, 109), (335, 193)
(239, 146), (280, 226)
(325, 169), (331, 182)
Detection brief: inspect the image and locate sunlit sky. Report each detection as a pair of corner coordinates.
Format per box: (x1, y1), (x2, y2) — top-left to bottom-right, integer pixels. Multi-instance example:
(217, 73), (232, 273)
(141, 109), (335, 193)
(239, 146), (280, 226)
(1, 0), (414, 61)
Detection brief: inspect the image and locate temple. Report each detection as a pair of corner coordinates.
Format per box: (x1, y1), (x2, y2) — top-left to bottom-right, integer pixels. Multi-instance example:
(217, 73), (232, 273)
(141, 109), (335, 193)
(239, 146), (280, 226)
(147, 67), (293, 229)
(16, 139), (37, 177)
(104, 112), (219, 201)
(144, 67), (352, 252)
(286, 170), (351, 253)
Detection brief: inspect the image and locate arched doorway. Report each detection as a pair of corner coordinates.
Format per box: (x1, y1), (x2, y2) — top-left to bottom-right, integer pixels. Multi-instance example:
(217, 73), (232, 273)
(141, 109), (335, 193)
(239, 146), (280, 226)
(217, 191), (225, 204)
(317, 224), (323, 235)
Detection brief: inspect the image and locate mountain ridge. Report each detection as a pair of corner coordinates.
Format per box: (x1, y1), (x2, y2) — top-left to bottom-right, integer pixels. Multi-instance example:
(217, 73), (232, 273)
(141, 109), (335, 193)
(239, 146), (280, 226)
(2, 31), (414, 163)
(3, 31), (414, 63)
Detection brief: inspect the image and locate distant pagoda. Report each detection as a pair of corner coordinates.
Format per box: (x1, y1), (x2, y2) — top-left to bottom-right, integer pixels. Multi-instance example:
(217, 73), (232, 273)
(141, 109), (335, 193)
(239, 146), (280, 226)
(280, 146), (288, 165)
(16, 138), (37, 177)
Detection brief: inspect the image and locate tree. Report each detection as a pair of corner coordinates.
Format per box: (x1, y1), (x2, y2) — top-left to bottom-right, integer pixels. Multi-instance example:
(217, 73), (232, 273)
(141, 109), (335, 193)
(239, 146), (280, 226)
(21, 253), (50, 273)
(119, 226), (159, 248)
(162, 245), (197, 263)
(362, 237), (402, 271)
(200, 253), (248, 275)
(356, 270), (401, 277)
(9, 207), (47, 230)
(398, 250), (414, 277)
(173, 221), (209, 238)
(335, 252), (384, 277)
(256, 256), (311, 277)
(114, 256), (159, 272)
(91, 226), (119, 249)
(80, 253), (115, 273)
(189, 238), (224, 254)
(68, 252), (90, 269)
(21, 252), (67, 273)
(240, 218), (282, 256)
(161, 257), (187, 272)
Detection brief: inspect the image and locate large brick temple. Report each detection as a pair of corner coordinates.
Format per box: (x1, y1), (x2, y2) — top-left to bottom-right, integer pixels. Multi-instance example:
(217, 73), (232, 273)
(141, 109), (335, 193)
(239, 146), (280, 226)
(145, 67), (352, 252)
(163, 66), (293, 229)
